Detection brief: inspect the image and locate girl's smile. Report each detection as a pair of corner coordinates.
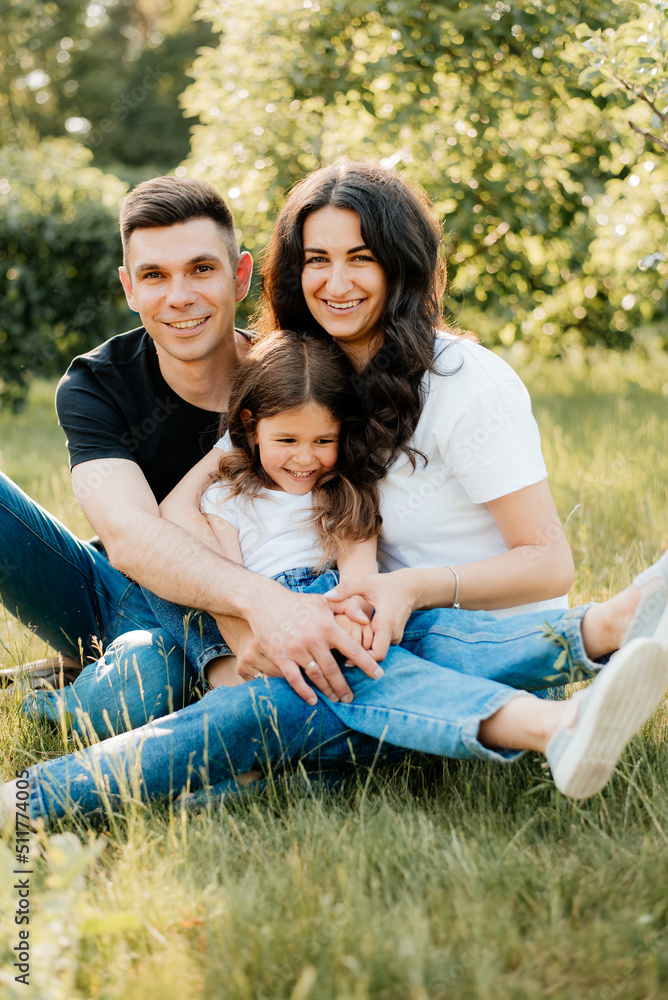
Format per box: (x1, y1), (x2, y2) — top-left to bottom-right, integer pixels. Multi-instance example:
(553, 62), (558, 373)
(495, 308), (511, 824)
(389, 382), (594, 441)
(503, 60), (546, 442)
(250, 402), (340, 495)
(301, 207), (387, 368)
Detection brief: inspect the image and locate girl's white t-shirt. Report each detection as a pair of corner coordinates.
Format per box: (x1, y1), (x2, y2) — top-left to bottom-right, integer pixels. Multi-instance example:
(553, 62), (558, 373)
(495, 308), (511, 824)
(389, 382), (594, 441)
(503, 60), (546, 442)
(201, 470), (324, 578)
(211, 334), (568, 615)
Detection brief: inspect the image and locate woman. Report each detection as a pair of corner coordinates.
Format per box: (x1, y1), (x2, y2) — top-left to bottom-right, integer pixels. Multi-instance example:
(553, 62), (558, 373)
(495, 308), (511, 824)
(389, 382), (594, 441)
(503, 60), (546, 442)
(253, 161), (574, 643)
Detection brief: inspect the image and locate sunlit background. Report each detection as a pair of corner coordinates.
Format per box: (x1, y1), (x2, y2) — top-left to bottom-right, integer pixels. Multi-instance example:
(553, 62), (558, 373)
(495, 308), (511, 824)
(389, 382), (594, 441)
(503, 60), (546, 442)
(1, 0), (667, 407)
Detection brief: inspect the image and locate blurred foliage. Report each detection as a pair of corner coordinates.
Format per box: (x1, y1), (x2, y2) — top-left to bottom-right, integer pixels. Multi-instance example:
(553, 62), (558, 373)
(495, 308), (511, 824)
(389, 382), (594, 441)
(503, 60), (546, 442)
(577, 0), (668, 155)
(0, 140), (133, 408)
(573, 0), (668, 290)
(1, 0), (666, 407)
(0, 0), (212, 174)
(181, 0), (667, 353)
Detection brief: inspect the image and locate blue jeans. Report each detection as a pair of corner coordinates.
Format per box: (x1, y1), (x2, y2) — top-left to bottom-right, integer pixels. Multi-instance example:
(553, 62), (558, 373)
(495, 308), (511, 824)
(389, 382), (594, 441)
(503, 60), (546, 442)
(27, 571), (598, 822)
(0, 472), (198, 736)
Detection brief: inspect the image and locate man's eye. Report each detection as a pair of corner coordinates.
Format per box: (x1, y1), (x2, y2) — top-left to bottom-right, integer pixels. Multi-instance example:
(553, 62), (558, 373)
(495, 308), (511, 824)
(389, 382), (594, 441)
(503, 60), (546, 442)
(195, 264), (213, 273)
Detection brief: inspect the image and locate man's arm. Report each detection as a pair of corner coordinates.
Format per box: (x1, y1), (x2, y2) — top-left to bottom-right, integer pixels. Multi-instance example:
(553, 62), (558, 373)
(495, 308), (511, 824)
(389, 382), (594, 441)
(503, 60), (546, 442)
(71, 457), (382, 703)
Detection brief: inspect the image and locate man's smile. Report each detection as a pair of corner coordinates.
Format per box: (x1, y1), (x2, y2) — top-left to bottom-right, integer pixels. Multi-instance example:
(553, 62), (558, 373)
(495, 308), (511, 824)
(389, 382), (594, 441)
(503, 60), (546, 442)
(166, 316), (209, 330)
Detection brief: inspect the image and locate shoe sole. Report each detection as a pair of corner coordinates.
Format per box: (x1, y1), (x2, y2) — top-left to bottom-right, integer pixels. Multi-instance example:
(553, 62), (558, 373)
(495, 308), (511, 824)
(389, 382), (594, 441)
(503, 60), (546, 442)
(0, 659), (82, 688)
(551, 637), (668, 799)
(655, 603), (668, 648)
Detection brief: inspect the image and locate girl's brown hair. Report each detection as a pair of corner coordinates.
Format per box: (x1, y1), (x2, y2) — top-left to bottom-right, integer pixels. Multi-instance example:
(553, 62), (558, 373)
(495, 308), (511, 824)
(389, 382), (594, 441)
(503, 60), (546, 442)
(208, 329), (381, 565)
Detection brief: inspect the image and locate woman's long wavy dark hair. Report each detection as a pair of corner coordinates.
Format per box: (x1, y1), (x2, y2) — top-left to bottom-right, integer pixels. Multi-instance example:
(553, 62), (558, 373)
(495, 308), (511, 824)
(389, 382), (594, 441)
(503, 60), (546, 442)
(207, 329), (381, 566)
(257, 161), (459, 475)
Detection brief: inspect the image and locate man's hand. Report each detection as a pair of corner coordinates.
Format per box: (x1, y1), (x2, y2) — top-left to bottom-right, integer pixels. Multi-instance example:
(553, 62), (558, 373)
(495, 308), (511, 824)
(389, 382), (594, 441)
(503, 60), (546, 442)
(214, 580), (384, 706)
(325, 569), (419, 663)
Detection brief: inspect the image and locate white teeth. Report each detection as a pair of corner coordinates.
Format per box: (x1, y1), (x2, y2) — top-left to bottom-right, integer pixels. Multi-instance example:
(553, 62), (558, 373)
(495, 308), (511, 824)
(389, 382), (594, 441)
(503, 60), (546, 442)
(287, 470), (314, 478)
(326, 299), (362, 310)
(170, 318), (206, 329)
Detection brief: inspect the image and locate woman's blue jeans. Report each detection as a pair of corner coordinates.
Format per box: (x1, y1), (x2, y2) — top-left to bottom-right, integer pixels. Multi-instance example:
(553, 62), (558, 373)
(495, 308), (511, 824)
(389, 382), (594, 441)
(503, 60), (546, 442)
(27, 570), (598, 822)
(0, 471), (198, 736)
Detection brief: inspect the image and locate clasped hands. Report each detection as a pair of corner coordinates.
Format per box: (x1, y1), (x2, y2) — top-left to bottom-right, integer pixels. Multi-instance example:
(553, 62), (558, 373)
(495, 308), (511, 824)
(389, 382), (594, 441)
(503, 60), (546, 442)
(214, 569), (418, 706)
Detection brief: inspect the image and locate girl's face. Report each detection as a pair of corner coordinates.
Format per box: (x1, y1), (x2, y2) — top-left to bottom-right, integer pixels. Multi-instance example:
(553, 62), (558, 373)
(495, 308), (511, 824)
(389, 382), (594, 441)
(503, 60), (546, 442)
(301, 206), (387, 369)
(249, 402), (340, 494)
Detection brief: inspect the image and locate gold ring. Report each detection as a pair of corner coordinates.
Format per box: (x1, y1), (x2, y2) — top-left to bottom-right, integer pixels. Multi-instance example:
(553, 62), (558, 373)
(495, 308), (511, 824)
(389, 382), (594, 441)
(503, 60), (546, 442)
(304, 659), (319, 673)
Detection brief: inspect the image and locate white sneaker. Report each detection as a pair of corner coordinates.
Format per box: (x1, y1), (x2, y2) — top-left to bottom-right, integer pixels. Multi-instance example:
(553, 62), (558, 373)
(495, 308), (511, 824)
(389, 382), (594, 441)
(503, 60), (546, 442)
(545, 637), (668, 799)
(622, 551), (668, 648)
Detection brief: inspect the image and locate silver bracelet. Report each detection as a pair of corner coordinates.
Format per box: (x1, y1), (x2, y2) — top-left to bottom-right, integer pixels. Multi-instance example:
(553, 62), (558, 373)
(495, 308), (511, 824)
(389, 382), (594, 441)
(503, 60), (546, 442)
(445, 565), (460, 609)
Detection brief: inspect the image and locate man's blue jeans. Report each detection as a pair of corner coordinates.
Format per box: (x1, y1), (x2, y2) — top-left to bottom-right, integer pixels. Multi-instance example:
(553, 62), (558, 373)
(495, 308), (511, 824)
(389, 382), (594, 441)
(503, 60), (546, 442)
(0, 472), (197, 735)
(27, 573), (598, 822)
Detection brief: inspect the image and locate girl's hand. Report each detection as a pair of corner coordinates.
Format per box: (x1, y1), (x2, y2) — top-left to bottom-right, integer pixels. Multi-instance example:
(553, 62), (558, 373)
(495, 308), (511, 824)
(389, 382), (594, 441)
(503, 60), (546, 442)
(326, 569), (419, 662)
(333, 613), (374, 651)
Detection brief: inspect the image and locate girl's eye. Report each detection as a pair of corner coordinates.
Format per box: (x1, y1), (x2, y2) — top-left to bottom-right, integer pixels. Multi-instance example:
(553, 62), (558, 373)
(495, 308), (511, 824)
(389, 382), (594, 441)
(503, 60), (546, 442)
(351, 254), (375, 263)
(304, 255), (328, 265)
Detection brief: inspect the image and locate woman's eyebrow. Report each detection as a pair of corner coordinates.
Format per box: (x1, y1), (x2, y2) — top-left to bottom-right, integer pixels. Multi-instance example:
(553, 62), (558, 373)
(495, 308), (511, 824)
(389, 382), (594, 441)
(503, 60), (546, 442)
(303, 245), (369, 253)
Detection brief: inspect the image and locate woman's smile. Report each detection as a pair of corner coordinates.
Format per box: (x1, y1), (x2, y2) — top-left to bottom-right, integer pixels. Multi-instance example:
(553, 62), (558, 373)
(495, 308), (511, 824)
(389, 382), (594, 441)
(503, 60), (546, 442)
(301, 206), (387, 366)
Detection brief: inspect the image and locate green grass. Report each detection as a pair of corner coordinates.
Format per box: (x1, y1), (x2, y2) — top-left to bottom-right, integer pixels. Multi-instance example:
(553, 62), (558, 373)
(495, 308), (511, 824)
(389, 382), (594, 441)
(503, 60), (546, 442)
(0, 352), (667, 1000)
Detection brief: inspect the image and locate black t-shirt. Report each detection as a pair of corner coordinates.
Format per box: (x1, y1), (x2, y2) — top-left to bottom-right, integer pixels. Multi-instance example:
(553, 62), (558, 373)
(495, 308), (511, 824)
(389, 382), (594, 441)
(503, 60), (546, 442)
(56, 327), (246, 504)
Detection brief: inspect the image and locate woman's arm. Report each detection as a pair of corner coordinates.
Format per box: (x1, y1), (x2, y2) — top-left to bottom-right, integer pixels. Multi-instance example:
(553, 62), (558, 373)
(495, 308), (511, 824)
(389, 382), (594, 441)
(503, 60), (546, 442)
(327, 479), (574, 659)
(409, 479), (574, 611)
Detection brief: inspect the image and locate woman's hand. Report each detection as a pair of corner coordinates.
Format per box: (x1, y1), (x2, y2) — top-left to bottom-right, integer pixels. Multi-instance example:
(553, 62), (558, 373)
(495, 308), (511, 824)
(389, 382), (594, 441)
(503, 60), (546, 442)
(325, 569), (419, 662)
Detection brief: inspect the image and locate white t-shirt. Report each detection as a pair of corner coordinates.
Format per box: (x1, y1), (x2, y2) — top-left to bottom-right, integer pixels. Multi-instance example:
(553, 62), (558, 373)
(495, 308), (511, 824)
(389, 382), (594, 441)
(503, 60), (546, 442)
(201, 470), (323, 578)
(377, 333), (567, 616)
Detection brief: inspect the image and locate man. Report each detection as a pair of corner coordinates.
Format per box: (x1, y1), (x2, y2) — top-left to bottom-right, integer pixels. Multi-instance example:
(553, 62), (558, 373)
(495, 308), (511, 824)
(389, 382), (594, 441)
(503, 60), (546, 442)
(0, 176), (381, 737)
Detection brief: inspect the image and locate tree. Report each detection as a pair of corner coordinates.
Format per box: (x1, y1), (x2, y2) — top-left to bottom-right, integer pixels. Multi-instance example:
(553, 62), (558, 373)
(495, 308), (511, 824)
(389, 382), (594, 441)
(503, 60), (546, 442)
(180, 0), (666, 351)
(0, 141), (132, 407)
(572, 0), (668, 313)
(578, 0), (668, 154)
(0, 0), (212, 174)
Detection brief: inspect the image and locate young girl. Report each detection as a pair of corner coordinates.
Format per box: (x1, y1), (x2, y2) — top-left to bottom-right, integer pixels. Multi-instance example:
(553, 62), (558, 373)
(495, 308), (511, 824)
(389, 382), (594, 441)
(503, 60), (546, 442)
(147, 327), (383, 690)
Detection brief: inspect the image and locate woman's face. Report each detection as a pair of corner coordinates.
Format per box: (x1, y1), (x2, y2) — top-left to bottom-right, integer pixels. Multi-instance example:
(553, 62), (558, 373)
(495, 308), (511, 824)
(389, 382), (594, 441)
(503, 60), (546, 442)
(301, 207), (387, 368)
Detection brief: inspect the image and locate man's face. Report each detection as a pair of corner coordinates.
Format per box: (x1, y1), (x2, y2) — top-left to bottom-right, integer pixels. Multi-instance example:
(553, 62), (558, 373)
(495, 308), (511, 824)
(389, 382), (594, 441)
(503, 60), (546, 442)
(119, 218), (252, 364)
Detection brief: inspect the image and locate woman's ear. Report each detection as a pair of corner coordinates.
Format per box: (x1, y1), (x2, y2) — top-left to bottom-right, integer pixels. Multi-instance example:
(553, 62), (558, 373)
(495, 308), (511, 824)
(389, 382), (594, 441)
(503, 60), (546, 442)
(240, 408), (252, 424)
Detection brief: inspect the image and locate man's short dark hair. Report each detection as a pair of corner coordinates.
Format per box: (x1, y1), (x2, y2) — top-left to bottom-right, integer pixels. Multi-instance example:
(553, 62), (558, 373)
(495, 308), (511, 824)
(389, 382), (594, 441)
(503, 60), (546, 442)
(120, 176), (239, 267)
